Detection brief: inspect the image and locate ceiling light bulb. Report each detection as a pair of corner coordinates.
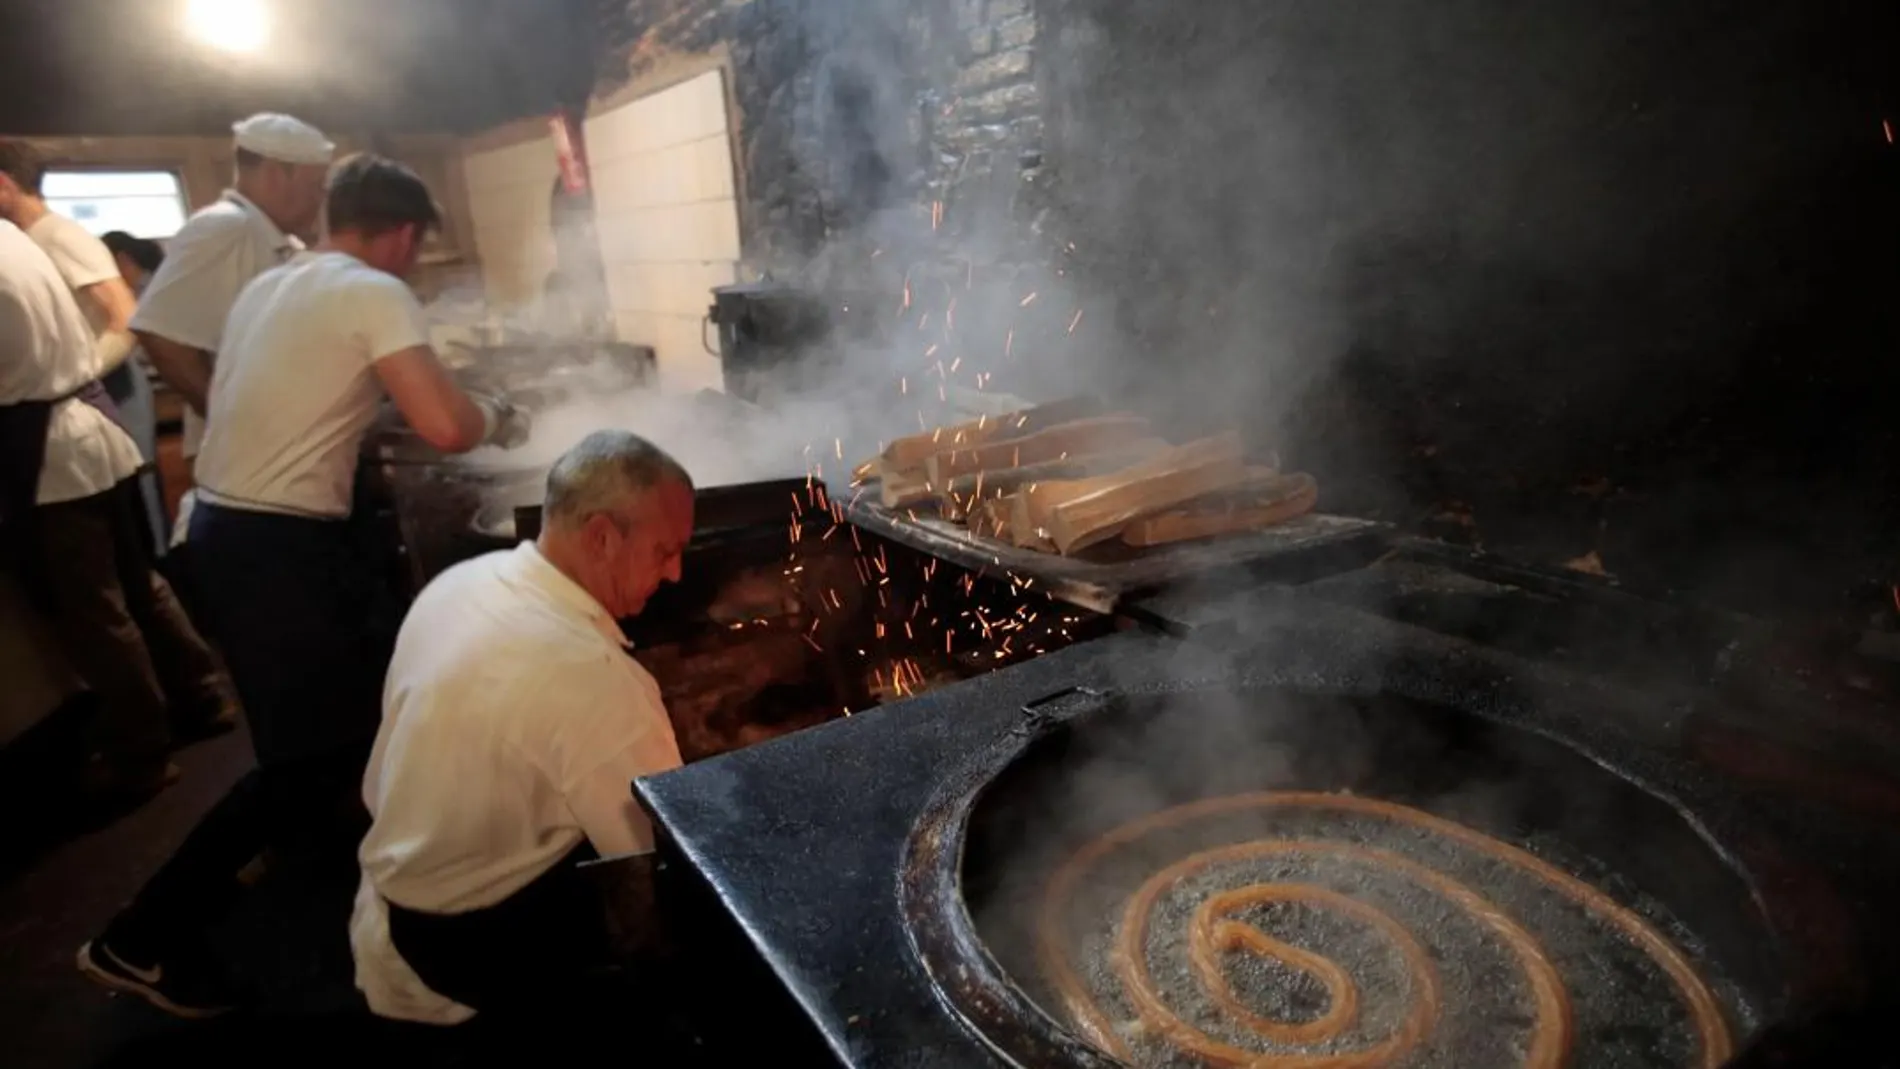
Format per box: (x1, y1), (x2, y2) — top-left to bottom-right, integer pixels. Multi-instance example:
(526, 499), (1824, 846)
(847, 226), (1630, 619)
(185, 0), (270, 54)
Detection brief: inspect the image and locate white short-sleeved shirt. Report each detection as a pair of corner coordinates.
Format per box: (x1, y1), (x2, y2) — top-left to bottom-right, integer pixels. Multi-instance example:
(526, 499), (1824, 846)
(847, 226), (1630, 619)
(129, 190), (298, 456)
(0, 221), (143, 504)
(193, 250), (430, 519)
(351, 541), (683, 1025)
(25, 211), (119, 340)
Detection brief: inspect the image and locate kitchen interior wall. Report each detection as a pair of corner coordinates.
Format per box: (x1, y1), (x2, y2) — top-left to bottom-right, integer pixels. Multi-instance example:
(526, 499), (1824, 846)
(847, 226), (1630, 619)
(18, 132), (477, 253)
(458, 119), (562, 307)
(585, 65), (742, 394)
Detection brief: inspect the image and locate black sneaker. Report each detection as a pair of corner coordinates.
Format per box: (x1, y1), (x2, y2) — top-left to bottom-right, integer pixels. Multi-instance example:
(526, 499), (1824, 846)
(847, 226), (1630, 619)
(76, 939), (234, 1019)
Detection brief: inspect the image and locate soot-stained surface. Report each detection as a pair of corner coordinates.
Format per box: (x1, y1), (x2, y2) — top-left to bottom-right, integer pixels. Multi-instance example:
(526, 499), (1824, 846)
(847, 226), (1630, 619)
(991, 802), (1749, 1069)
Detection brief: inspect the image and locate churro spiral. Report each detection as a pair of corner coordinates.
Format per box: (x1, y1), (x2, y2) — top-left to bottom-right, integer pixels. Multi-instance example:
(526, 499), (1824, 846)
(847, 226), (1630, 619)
(1035, 792), (1733, 1069)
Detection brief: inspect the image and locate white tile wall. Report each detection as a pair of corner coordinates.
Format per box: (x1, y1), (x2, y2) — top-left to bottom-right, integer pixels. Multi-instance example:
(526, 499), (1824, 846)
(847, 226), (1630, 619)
(586, 69), (743, 394)
(461, 135), (560, 305)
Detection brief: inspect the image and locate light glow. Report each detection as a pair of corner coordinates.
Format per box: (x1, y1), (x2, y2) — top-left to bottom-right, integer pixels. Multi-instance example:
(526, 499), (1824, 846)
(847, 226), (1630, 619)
(185, 0), (270, 54)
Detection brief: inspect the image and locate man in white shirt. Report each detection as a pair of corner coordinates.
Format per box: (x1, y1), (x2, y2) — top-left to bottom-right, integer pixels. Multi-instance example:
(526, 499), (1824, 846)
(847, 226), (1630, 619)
(353, 430), (693, 1028)
(130, 112), (332, 544)
(0, 141), (237, 743)
(78, 154), (527, 1018)
(0, 220), (190, 800)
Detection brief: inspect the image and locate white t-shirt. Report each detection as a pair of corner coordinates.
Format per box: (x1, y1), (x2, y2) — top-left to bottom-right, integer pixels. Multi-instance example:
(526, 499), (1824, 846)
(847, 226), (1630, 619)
(129, 190), (298, 457)
(25, 211), (119, 339)
(193, 250), (430, 519)
(0, 221), (143, 504)
(352, 541), (683, 1025)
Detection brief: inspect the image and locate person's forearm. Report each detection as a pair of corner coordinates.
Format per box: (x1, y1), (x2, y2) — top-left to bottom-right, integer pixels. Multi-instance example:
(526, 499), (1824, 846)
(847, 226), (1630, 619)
(137, 333), (213, 414)
(94, 329), (136, 374)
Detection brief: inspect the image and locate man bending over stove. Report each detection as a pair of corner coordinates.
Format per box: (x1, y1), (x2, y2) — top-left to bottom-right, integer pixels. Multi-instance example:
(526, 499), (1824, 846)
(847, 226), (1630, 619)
(352, 430), (694, 1028)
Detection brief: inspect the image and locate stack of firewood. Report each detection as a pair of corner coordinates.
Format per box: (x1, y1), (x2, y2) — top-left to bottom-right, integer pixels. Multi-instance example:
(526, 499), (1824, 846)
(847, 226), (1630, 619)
(853, 399), (1319, 556)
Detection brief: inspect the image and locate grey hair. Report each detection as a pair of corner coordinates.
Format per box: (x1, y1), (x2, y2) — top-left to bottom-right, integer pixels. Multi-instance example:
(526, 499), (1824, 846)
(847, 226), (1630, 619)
(543, 430), (693, 529)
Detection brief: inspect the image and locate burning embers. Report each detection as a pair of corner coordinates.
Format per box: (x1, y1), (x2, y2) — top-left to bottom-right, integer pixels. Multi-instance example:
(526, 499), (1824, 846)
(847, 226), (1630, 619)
(1035, 794), (1733, 1069)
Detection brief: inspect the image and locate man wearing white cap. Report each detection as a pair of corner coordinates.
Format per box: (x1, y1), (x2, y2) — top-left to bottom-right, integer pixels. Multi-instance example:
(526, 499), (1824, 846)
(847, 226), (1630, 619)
(131, 112), (333, 545)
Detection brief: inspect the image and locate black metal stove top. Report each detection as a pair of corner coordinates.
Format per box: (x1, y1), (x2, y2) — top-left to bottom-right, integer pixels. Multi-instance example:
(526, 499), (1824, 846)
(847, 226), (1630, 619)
(637, 575), (1900, 1068)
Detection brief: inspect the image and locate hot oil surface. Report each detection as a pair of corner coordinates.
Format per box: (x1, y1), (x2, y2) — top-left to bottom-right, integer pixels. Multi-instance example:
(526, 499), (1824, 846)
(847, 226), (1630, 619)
(958, 690), (1771, 1069)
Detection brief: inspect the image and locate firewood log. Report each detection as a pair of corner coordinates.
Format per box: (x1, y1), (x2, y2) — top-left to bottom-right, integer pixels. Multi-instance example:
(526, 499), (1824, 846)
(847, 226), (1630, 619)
(880, 415), (1003, 472)
(878, 396), (1106, 471)
(969, 496), (1016, 541)
(936, 440), (1171, 522)
(924, 415), (1151, 486)
(1121, 473), (1320, 547)
(1044, 433), (1250, 554)
(879, 467), (933, 509)
(1006, 435), (1246, 547)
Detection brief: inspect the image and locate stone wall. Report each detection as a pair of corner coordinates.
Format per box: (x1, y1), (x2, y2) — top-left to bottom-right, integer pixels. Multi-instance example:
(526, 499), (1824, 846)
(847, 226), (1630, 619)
(592, 0), (1053, 274)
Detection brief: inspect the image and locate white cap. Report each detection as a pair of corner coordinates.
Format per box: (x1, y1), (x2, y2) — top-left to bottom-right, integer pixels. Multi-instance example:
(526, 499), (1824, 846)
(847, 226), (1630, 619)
(231, 113), (334, 166)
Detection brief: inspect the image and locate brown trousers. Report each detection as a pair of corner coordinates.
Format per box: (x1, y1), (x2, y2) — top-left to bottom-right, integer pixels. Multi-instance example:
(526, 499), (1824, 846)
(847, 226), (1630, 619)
(30, 480), (224, 775)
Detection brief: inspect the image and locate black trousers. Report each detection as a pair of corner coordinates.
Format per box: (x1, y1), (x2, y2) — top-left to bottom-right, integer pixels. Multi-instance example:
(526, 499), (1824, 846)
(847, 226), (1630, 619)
(106, 743), (372, 964)
(385, 845), (608, 1016)
(104, 502), (398, 963)
(186, 502), (397, 766)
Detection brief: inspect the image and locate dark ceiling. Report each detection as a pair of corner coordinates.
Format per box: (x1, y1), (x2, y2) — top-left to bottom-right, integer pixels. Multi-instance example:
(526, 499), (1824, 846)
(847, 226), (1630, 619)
(0, 0), (598, 136)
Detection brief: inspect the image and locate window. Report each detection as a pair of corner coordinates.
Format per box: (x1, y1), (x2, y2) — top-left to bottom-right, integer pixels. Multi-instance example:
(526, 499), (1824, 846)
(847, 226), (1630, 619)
(41, 170), (190, 240)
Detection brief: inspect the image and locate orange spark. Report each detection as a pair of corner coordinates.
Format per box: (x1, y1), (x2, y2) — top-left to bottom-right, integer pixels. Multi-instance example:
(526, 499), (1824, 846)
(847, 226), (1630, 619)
(1888, 119), (1896, 144)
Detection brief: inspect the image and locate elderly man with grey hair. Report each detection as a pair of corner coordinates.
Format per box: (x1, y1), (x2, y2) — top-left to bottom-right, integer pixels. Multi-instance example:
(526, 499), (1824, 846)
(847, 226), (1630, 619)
(350, 430), (695, 1029)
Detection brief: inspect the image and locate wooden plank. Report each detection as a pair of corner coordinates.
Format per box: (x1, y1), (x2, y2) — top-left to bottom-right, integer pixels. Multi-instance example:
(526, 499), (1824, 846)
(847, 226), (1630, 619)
(924, 415), (1151, 485)
(936, 440), (1171, 522)
(1121, 473), (1320, 547)
(1007, 435), (1246, 549)
(878, 396), (1106, 470)
(1045, 433), (1249, 555)
(830, 476), (1387, 616)
(969, 496), (1015, 541)
(879, 467), (933, 509)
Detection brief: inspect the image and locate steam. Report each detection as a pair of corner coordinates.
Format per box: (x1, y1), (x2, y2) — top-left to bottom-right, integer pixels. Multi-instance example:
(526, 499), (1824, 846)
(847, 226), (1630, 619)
(434, 0), (1109, 491)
